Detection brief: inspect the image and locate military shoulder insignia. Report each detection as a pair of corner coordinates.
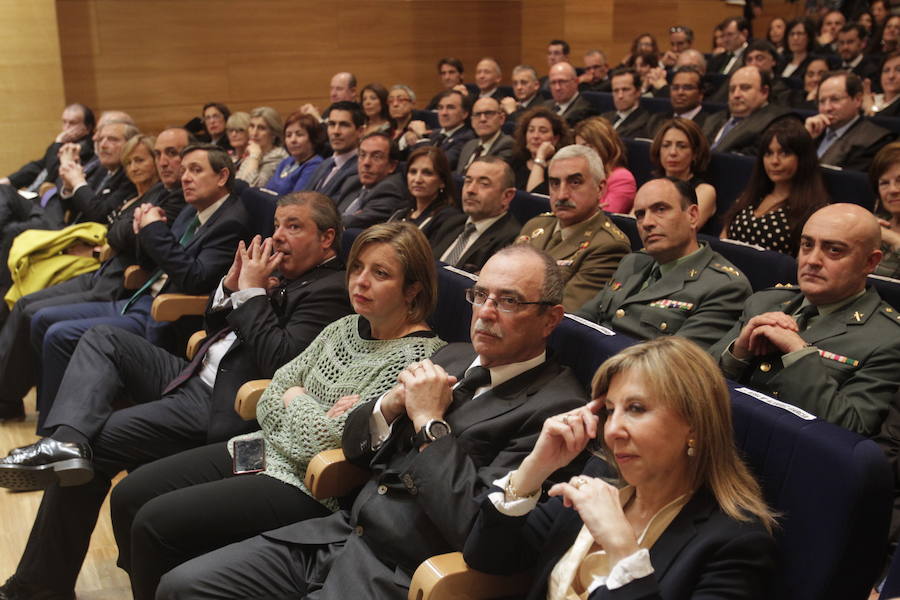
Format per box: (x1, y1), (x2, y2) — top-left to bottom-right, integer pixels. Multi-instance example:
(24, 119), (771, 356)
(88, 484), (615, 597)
(773, 283), (796, 288)
(882, 306), (900, 324)
(818, 350), (859, 367)
(515, 234), (530, 244)
(649, 299), (695, 311)
(557, 259), (574, 267)
(531, 227), (545, 238)
(602, 220), (626, 241)
(539, 211), (553, 217)
(711, 263), (742, 278)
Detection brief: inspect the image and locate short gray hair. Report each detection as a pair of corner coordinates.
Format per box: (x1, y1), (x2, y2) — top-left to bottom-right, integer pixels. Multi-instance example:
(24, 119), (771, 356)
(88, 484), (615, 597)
(390, 84), (417, 104)
(493, 245), (564, 307)
(512, 65), (538, 81)
(550, 144), (606, 184)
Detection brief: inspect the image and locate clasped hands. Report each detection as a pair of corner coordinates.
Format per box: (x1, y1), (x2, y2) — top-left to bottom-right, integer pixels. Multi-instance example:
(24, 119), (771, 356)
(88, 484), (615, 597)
(380, 359), (458, 433)
(732, 311), (808, 360)
(223, 235), (283, 292)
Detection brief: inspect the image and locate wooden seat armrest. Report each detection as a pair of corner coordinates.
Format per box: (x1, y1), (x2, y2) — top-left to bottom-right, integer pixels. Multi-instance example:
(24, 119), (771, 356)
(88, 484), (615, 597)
(185, 331), (207, 360)
(304, 448), (370, 500)
(234, 379), (270, 420)
(123, 265), (150, 289)
(151, 294), (209, 322)
(408, 552), (532, 600)
(97, 243), (116, 263)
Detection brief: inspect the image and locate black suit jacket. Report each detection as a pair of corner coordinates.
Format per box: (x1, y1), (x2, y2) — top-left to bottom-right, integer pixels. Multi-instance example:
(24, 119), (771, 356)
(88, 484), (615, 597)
(422, 126), (477, 171)
(260, 343), (587, 588)
(645, 107), (713, 138)
(455, 134), (515, 174)
(703, 104), (797, 155)
(65, 166), (136, 224)
(816, 117), (894, 172)
(463, 458), (776, 600)
(306, 154), (360, 201)
(509, 95), (544, 124)
(6, 135), (94, 189)
(600, 106), (651, 139)
(204, 259), (352, 441)
(335, 172), (408, 229)
(544, 94), (597, 127)
(430, 212), (521, 273)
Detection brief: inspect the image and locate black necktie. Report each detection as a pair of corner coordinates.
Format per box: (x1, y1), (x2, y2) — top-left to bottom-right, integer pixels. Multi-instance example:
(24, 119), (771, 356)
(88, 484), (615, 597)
(794, 304), (819, 331)
(453, 366), (492, 406)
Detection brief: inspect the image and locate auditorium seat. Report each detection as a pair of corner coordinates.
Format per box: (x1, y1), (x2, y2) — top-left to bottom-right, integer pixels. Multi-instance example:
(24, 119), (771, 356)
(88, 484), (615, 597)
(872, 115), (900, 135)
(707, 150), (755, 232)
(429, 264), (475, 343)
(623, 138), (654, 188)
(239, 186), (278, 238)
(580, 91), (615, 115)
(820, 165), (876, 211)
(608, 212), (642, 250)
(508, 189), (550, 225)
(869, 274), (900, 312)
(640, 96), (672, 115)
(700, 234), (798, 291)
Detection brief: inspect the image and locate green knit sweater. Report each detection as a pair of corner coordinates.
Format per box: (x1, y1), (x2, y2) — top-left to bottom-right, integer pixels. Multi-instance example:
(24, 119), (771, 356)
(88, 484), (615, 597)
(228, 314), (446, 509)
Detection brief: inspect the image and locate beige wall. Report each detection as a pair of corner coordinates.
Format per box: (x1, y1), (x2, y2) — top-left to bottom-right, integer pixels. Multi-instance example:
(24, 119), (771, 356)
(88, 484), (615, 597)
(0, 0), (67, 176)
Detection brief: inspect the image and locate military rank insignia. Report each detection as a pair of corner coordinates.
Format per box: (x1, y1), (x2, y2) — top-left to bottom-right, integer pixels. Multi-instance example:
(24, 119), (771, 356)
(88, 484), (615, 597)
(649, 299), (695, 311)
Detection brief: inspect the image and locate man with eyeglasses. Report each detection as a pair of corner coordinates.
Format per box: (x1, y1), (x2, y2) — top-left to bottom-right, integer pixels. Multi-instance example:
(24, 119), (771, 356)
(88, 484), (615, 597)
(708, 17), (750, 76)
(578, 178), (750, 350)
(501, 65), (543, 123)
(578, 49), (611, 93)
(516, 145), (629, 312)
(646, 66), (713, 137)
(456, 98), (514, 174)
(434, 156), (521, 273)
(334, 132), (406, 229)
(662, 25), (694, 68)
(154, 243), (588, 600)
(542, 62), (596, 127)
(0, 192), (353, 599)
(804, 71), (892, 171)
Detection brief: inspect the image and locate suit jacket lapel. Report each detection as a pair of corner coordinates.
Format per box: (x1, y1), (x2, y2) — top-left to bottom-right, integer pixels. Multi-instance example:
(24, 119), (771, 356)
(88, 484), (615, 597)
(184, 194), (234, 251)
(648, 489), (716, 581)
(801, 288), (880, 345)
(624, 245), (714, 305)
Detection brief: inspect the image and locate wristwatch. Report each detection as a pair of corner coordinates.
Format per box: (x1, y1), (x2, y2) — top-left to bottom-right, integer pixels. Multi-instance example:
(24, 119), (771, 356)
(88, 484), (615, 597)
(412, 419), (452, 448)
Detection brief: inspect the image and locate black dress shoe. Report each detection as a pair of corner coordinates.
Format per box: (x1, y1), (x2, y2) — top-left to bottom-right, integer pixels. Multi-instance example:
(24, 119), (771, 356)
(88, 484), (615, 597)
(0, 576), (75, 600)
(0, 438), (93, 490)
(0, 400), (24, 423)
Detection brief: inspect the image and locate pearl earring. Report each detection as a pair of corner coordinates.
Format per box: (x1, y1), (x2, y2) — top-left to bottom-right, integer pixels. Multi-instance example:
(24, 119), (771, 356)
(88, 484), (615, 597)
(687, 439), (696, 457)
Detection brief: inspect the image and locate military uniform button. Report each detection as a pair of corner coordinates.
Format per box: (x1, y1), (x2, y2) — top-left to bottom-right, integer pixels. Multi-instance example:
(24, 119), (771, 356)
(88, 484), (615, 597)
(615, 309), (625, 318)
(659, 322), (668, 331)
(355, 525), (364, 536)
(377, 484), (387, 495)
(759, 362), (771, 372)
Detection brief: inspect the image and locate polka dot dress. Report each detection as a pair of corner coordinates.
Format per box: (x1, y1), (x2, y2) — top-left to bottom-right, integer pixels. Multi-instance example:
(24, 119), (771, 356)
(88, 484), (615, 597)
(727, 206), (793, 255)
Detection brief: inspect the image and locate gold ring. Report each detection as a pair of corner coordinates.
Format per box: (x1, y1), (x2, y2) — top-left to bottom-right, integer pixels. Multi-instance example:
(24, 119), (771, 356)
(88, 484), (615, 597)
(562, 415), (570, 424)
(571, 476), (587, 489)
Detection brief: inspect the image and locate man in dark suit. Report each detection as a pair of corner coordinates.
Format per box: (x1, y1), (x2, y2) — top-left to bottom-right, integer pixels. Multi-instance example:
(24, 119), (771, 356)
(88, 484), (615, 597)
(600, 67), (651, 139)
(578, 49), (611, 93)
(473, 58), (510, 102)
(543, 62), (596, 128)
(707, 40), (791, 105)
(0, 192), (353, 600)
(837, 24), (879, 85)
(709, 204), (900, 437)
(456, 97), (514, 174)
(334, 132), (407, 229)
(27, 143), (251, 426)
(804, 71), (894, 171)
(501, 65), (543, 124)
(305, 101), (365, 199)
(703, 66), (795, 156)
(155, 244), (588, 600)
(708, 17), (750, 76)
(646, 66), (712, 137)
(0, 128), (191, 422)
(411, 89), (475, 171)
(435, 156), (520, 273)
(539, 39), (572, 93)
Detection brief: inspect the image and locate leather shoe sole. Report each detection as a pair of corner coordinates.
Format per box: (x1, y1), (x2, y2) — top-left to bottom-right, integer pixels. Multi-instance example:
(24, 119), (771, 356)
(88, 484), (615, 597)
(0, 458), (93, 490)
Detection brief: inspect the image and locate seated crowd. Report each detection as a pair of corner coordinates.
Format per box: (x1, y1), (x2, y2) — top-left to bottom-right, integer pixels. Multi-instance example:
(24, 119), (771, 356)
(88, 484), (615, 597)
(1, 5), (900, 599)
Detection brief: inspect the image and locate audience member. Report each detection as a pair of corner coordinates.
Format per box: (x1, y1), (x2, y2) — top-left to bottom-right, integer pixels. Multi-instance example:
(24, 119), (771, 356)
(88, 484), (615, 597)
(578, 49), (611, 92)
(0, 192), (353, 599)
(540, 39), (572, 92)
(463, 337), (776, 599)
(865, 51), (900, 116)
(0, 103), (94, 192)
(676, 48), (708, 75)
(501, 64), (543, 122)
(474, 58), (507, 101)
(711, 203), (900, 437)
(0, 128), (191, 421)
(456, 97), (514, 174)
(838, 24), (879, 82)
(741, 40), (791, 104)
(235, 106), (288, 187)
(154, 244), (588, 600)
(768, 17), (788, 54)
(578, 178), (750, 348)
(600, 68), (650, 139)
(390, 146), (462, 243)
(804, 71), (893, 171)
(334, 132), (406, 229)
(388, 84), (417, 140)
(662, 25), (694, 67)
(110, 222), (447, 599)
(785, 57), (830, 110)
(622, 33), (659, 67)
(871, 142), (900, 278)
(880, 15), (900, 56)
(780, 18), (818, 81)
(709, 17), (750, 76)
(703, 66), (794, 155)
(426, 57), (467, 110)
(200, 102), (232, 151)
(300, 72), (358, 122)
(360, 82), (394, 136)
(510, 106), (571, 194)
(650, 118), (718, 227)
(517, 145), (629, 311)
(646, 66), (712, 136)
(721, 119), (828, 255)
(432, 156), (520, 273)
(224, 111), (250, 168)
(410, 89), (474, 171)
(817, 10), (846, 53)
(543, 62), (596, 127)
(306, 101), (364, 198)
(264, 112), (326, 195)
(573, 117), (636, 213)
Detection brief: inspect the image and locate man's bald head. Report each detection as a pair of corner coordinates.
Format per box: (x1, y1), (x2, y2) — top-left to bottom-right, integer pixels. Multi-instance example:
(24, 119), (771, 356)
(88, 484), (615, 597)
(798, 203), (883, 305)
(548, 62), (578, 104)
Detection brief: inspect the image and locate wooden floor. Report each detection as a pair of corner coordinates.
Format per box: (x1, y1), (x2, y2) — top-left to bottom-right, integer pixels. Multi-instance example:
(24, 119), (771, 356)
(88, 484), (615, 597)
(0, 389), (132, 599)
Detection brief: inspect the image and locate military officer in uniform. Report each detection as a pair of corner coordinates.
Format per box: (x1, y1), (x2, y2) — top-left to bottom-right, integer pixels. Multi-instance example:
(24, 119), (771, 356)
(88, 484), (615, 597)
(517, 145), (629, 312)
(709, 203), (900, 437)
(577, 177), (751, 349)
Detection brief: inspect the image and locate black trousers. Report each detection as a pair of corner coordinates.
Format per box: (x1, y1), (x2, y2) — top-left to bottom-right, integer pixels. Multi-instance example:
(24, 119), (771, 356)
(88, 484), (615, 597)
(110, 443), (331, 600)
(12, 325), (219, 594)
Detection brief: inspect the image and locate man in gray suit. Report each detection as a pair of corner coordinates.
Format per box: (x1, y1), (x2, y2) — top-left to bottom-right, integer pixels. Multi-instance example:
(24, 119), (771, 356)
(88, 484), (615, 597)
(456, 97), (514, 174)
(334, 132), (406, 229)
(156, 244), (588, 600)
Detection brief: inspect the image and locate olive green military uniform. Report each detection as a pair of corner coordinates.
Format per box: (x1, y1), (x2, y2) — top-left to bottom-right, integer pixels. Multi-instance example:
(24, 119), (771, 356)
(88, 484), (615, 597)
(517, 210), (629, 313)
(709, 286), (900, 436)
(576, 244), (752, 349)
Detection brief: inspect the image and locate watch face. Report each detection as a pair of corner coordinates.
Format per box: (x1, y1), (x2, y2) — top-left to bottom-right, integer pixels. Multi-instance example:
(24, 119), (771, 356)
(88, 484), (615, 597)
(427, 420), (451, 440)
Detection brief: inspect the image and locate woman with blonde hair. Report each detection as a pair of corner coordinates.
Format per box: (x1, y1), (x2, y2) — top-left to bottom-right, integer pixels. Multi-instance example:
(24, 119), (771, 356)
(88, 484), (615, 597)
(464, 336), (776, 599)
(574, 117), (636, 213)
(235, 106), (288, 186)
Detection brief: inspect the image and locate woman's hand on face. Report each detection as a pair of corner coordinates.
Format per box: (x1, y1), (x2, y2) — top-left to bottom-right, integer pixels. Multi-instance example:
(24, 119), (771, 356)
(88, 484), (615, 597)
(536, 141), (556, 162)
(549, 476), (640, 563)
(246, 141), (262, 160)
(879, 219), (900, 249)
(282, 386), (306, 408)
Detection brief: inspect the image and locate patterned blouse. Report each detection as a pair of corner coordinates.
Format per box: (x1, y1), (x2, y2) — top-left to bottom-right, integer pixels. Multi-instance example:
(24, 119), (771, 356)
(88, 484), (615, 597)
(727, 205), (794, 255)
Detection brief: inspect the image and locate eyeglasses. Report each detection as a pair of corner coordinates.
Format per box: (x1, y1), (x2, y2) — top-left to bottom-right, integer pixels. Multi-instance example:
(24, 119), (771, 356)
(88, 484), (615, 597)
(472, 110), (501, 119)
(388, 97), (411, 104)
(465, 288), (554, 313)
(670, 26), (686, 33)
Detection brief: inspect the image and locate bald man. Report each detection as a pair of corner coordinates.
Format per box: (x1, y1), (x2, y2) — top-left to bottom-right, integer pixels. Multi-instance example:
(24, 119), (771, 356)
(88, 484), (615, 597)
(710, 204), (900, 437)
(473, 58), (510, 101)
(542, 62), (596, 127)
